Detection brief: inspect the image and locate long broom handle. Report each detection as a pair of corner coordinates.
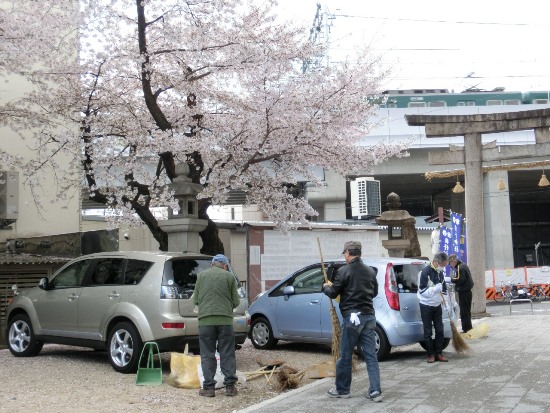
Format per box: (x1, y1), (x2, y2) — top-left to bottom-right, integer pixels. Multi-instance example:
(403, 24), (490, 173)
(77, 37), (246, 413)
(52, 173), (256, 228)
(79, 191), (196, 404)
(317, 238), (329, 283)
(440, 292), (453, 320)
(317, 238), (335, 310)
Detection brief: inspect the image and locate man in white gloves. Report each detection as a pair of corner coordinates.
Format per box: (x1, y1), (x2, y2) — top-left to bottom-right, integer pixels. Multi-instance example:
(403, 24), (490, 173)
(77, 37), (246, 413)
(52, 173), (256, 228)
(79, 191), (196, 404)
(322, 241), (382, 402)
(417, 252), (449, 363)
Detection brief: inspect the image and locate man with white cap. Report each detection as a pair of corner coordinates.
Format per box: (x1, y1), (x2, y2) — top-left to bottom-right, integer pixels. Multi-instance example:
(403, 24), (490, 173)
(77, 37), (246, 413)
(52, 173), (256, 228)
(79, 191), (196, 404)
(193, 254), (241, 397)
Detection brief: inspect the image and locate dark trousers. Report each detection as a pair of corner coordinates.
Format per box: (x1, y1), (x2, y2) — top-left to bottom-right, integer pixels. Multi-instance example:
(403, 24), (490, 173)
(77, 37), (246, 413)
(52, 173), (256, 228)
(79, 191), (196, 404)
(198, 325), (237, 389)
(419, 303), (444, 356)
(458, 290), (473, 332)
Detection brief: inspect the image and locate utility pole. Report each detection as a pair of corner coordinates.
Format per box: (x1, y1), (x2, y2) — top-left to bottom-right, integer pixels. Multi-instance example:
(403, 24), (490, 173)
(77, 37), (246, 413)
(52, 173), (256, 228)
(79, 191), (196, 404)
(301, 3), (334, 73)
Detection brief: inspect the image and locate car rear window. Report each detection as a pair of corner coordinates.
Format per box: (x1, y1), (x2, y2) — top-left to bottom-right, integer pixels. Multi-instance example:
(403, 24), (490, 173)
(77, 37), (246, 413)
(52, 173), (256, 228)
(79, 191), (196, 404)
(161, 258), (212, 299)
(394, 263), (426, 293)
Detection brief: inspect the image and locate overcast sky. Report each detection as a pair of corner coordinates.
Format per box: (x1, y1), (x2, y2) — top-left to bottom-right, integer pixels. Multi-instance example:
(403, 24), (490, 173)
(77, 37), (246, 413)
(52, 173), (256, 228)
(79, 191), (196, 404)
(275, 0), (550, 93)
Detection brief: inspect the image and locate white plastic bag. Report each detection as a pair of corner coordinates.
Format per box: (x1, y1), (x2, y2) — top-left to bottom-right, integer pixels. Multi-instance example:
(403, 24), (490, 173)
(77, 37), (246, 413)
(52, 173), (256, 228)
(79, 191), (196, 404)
(197, 352), (246, 388)
(197, 352), (225, 389)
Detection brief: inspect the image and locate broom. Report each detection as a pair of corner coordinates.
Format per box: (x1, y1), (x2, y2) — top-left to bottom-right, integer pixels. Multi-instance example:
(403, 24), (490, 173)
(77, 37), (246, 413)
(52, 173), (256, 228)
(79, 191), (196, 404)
(441, 292), (470, 353)
(317, 238), (341, 364)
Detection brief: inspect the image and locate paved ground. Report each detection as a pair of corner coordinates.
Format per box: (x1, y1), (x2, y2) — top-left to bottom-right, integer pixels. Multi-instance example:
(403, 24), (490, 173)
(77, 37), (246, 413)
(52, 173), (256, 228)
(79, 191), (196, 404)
(239, 300), (550, 413)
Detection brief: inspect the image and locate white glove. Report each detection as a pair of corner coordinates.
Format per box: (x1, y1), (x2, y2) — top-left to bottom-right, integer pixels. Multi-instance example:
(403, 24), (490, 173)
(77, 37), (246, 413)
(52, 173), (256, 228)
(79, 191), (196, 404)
(350, 312), (361, 326)
(433, 283), (443, 293)
(444, 276), (451, 284)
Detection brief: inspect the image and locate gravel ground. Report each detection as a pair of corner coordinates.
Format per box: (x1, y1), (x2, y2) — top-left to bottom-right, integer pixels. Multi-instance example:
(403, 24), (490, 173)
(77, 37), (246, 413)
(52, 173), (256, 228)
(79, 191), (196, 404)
(0, 339), (339, 413)
(4, 309), (509, 413)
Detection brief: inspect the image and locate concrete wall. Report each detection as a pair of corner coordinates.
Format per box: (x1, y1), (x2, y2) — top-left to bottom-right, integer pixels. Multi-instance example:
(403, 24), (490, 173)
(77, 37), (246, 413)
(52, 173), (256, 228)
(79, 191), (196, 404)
(1, 76), (80, 242)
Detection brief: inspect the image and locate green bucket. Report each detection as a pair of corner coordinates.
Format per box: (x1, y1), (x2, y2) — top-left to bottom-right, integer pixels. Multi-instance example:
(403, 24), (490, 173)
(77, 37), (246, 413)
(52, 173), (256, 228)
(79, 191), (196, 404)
(136, 342), (163, 385)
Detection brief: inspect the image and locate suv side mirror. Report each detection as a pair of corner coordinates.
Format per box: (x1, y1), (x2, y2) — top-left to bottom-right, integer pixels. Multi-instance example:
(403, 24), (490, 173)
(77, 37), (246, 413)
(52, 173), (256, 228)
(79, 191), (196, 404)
(38, 277), (49, 290)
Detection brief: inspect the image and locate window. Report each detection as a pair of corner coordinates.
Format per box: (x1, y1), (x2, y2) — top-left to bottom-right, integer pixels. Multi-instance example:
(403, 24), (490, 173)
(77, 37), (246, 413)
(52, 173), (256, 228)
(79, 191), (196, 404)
(428, 101), (446, 107)
(408, 102), (427, 108)
(162, 258), (212, 298)
(89, 258), (125, 286)
(270, 265), (336, 297)
(504, 99), (520, 105)
(291, 268), (325, 294)
(486, 100), (503, 106)
(124, 259), (153, 285)
(50, 260), (91, 289)
(395, 263), (426, 293)
(533, 99), (548, 104)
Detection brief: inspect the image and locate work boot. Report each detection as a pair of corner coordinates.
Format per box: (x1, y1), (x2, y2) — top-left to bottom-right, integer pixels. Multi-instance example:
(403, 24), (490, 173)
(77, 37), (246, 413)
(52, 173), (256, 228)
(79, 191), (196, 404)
(426, 355), (435, 363)
(435, 355), (448, 362)
(225, 384), (238, 397)
(199, 388), (215, 397)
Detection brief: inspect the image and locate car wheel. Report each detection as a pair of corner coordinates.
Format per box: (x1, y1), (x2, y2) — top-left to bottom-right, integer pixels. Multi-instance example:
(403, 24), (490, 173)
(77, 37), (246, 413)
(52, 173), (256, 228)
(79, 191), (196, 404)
(419, 337), (451, 351)
(7, 314), (44, 357)
(250, 317), (278, 350)
(374, 325), (391, 361)
(107, 321), (142, 374)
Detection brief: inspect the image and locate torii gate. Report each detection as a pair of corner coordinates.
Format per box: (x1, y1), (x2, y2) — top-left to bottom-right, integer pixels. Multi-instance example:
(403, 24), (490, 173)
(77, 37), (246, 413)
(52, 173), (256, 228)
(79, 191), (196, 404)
(406, 107), (550, 315)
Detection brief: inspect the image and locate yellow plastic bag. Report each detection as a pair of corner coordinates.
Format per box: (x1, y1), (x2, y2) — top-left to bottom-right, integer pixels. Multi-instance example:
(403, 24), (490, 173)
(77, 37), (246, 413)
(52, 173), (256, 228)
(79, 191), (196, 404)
(168, 351), (201, 389)
(464, 322), (489, 339)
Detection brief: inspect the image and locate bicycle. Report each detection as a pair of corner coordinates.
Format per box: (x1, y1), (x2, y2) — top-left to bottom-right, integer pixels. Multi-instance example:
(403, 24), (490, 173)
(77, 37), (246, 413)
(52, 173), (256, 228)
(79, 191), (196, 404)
(529, 283), (547, 301)
(494, 282), (512, 303)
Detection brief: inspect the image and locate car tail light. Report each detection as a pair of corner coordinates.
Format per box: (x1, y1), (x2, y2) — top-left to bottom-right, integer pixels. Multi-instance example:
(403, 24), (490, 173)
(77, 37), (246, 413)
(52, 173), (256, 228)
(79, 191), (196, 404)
(384, 263), (400, 310)
(160, 285), (193, 299)
(162, 323), (185, 329)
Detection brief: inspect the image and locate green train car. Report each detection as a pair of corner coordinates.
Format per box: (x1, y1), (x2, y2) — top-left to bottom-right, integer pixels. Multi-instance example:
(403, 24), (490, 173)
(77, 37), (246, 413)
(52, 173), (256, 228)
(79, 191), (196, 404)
(377, 89), (550, 109)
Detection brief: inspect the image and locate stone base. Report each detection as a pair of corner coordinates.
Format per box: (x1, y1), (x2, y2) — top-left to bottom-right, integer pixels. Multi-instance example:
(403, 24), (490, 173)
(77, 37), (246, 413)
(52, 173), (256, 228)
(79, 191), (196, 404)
(381, 239), (411, 258)
(158, 217), (208, 253)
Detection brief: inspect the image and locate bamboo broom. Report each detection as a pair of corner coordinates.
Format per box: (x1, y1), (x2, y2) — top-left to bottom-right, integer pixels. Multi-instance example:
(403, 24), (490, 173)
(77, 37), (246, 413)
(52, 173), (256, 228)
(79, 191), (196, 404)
(441, 292), (470, 353)
(317, 238), (341, 364)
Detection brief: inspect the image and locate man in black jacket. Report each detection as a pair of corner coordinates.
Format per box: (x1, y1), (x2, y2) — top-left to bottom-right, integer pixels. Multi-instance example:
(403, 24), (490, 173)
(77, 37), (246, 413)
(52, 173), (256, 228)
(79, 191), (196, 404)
(447, 254), (474, 333)
(322, 241), (382, 402)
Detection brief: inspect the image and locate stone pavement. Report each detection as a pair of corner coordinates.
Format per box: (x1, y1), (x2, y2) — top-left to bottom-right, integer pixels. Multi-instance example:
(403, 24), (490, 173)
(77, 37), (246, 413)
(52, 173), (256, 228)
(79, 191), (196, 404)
(239, 302), (550, 413)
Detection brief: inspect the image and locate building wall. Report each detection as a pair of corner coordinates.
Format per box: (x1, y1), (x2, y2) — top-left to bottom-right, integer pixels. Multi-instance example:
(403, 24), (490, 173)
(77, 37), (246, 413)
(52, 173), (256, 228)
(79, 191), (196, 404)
(81, 219), (161, 252)
(1, 57), (80, 242)
(245, 225), (381, 300)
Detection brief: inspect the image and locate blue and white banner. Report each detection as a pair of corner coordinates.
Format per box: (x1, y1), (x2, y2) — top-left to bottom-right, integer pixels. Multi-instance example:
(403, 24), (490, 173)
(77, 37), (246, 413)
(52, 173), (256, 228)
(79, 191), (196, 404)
(439, 225), (452, 256)
(450, 212), (462, 258)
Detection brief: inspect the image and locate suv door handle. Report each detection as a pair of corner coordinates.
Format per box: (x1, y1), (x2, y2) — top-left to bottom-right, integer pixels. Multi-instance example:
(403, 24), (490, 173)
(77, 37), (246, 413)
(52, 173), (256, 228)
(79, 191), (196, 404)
(68, 294), (79, 301)
(309, 300), (319, 304)
(109, 292), (120, 299)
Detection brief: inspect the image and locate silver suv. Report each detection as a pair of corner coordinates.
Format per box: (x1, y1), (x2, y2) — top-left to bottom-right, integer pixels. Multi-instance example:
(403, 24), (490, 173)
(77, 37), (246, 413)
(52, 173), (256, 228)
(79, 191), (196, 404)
(5, 251), (249, 373)
(248, 257), (452, 360)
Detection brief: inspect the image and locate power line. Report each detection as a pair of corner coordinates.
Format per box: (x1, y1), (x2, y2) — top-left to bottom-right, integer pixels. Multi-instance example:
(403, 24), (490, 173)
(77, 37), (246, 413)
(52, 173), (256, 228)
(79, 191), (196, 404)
(332, 14), (550, 28)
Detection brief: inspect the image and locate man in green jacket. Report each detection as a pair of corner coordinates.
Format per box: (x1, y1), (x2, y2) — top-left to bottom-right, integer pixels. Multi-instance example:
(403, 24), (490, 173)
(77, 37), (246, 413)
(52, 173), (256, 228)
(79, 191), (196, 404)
(193, 254), (241, 397)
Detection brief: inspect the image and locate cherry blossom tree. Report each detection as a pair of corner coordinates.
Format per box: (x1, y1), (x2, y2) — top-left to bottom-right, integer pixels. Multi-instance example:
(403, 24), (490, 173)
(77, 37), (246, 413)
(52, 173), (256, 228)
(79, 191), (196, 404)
(0, 0), (409, 252)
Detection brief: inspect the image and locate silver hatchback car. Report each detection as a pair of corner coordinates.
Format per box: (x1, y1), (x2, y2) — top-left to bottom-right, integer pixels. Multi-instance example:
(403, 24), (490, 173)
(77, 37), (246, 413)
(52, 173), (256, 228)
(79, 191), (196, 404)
(6, 251), (249, 373)
(248, 257), (452, 360)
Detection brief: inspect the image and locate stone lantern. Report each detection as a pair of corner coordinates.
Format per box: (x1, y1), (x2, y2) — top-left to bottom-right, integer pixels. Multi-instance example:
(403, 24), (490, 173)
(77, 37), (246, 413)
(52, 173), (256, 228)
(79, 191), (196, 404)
(375, 192), (421, 258)
(158, 163), (207, 253)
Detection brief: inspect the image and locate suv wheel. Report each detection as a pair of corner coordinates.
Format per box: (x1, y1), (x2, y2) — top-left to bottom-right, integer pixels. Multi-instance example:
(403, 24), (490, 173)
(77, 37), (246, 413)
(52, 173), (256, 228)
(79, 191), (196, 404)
(107, 322), (142, 374)
(375, 325), (391, 361)
(7, 314), (44, 357)
(250, 317), (278, 349)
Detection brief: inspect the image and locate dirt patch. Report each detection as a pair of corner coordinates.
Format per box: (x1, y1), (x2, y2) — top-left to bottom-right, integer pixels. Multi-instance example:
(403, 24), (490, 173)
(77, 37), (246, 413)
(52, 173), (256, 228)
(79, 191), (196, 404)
(0, 340), (335, 412)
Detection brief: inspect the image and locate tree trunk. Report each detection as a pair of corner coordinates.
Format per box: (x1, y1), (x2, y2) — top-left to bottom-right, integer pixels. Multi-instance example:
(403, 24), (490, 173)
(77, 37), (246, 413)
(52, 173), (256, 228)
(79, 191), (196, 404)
(198, 200), (224, 256)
